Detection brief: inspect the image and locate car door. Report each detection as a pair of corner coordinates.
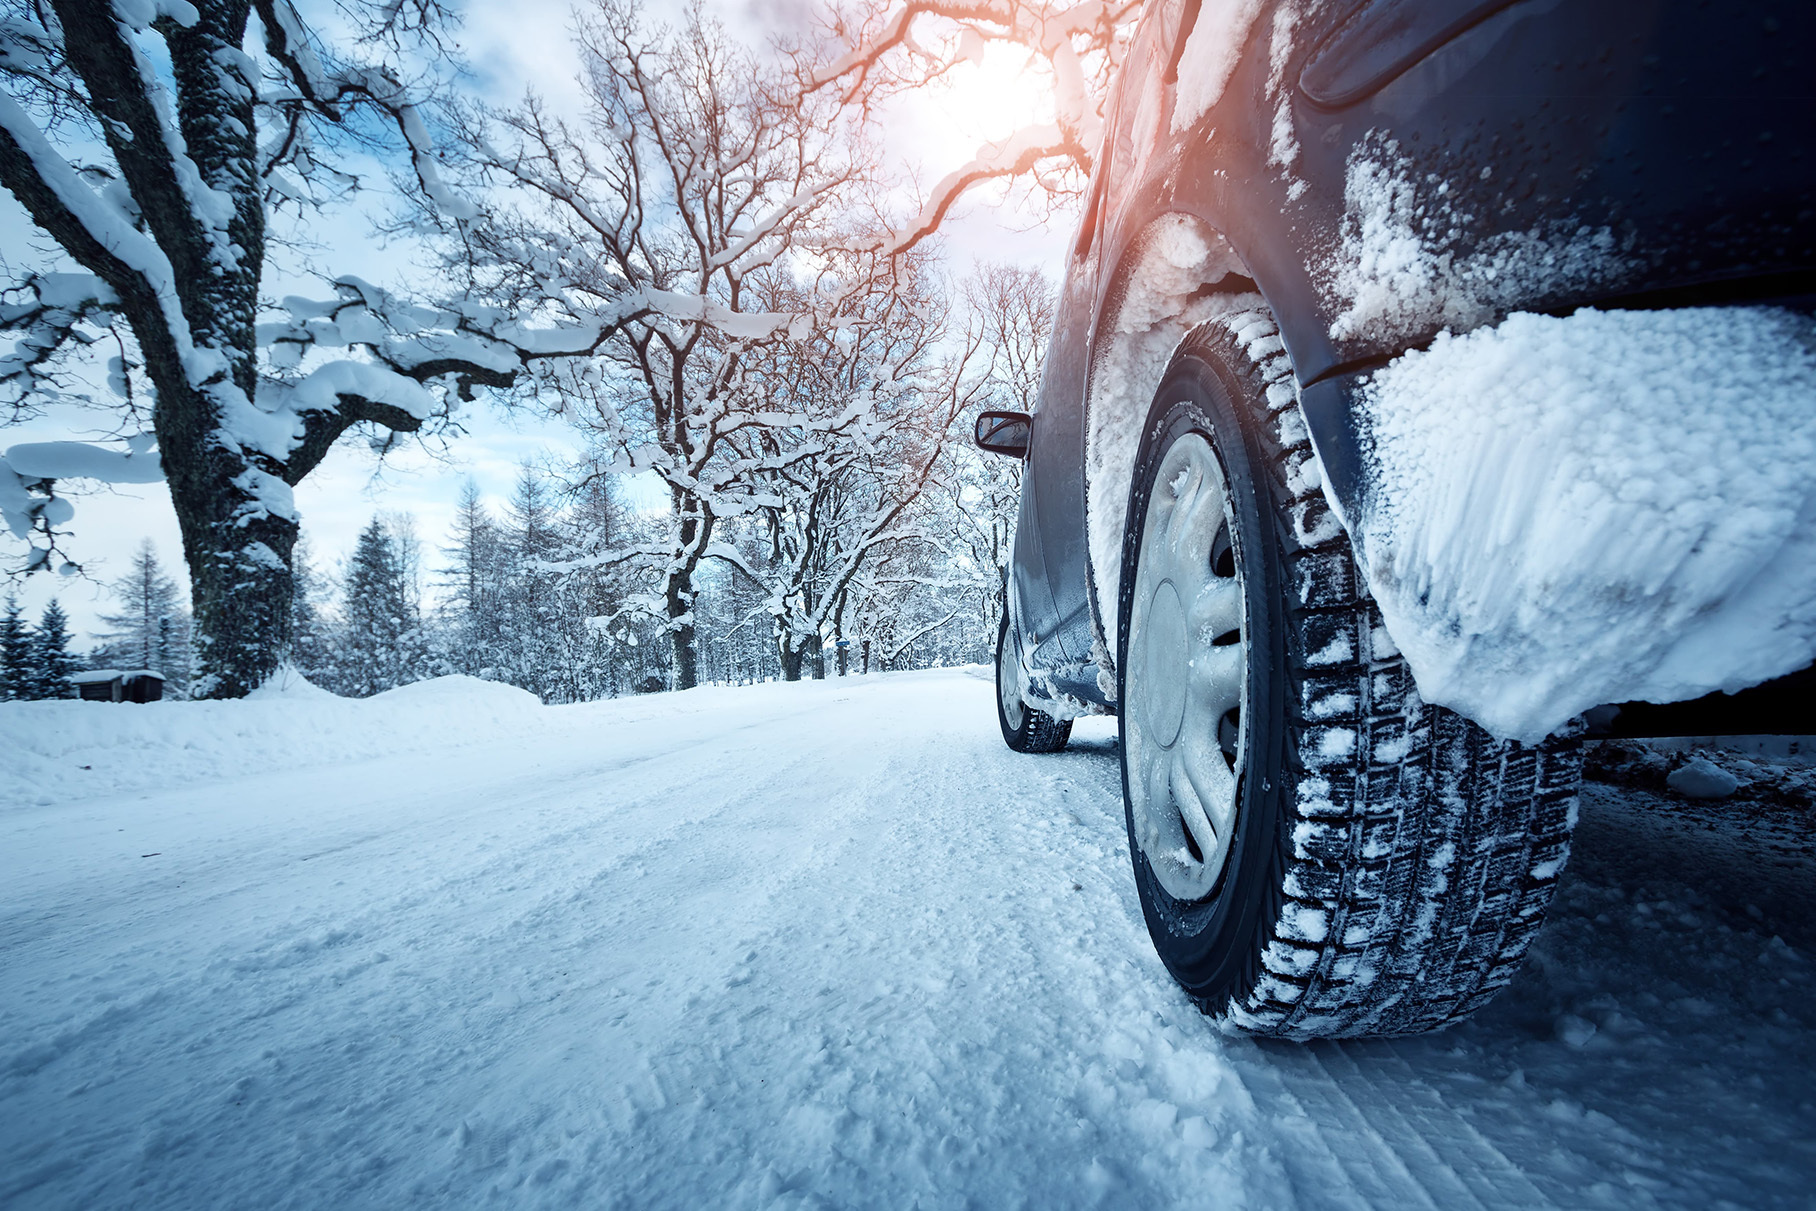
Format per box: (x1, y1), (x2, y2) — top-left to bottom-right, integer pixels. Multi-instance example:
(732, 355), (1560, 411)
(1010, 441), (1066, 667)
(1028, 264), (1095, 670)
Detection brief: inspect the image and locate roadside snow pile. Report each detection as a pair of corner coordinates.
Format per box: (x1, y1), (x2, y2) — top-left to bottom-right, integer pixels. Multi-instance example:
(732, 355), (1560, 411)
(1586, 737), (1816, 816)
(0, 673), (544, 809)
(1665, 757), (1741, 801)
(1351, 306), (1816, 741)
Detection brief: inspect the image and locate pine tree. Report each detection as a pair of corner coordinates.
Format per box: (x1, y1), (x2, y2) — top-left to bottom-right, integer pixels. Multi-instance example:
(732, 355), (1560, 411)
(379, 512), (446, 684)
(558, 473), (635, 700)
(500, 465), (565, 702)
(441, 479), (506, 680)
(1, 598), (31, 700)
(334, 518), (417, 698)
(30, 600), (79, 700)
(290, 534), (331, 684)
(95, 540), (190, 696)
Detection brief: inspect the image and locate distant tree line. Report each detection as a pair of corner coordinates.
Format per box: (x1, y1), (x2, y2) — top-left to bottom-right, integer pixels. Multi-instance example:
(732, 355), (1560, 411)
(2, 258), (1048, 706)
(288, 437), (1020, 702)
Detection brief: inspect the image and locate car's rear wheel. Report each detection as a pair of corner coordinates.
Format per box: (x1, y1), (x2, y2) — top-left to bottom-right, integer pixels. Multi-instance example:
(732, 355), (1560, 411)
(1116, 309), (1583, 1038)
(996, 614), (1072, 753)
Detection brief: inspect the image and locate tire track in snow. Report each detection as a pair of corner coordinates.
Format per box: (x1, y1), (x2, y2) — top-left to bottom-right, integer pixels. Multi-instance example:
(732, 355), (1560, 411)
(4, 671), (1813, 1209)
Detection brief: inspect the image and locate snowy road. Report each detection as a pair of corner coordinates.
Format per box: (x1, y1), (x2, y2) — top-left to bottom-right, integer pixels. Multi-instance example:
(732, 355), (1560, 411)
(4, 670), (1814, 1209)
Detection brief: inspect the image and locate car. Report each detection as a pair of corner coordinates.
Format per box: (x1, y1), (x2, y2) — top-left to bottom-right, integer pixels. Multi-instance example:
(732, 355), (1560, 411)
(976, 0), (1816, 1038)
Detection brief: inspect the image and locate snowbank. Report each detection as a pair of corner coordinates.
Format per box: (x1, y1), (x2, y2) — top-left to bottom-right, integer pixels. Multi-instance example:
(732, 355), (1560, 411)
(0, 674), (545, 809)
(1351, 306), (1816, 741)
(0, 671), (950, 810)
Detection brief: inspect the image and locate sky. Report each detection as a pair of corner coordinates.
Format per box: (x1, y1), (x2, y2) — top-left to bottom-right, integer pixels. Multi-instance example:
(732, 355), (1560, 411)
(1, 0), (1076, 642)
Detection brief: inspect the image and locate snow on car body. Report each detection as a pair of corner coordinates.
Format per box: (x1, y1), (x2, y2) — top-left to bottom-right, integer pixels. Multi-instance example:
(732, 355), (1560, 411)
(980, 0), (1816, 1037)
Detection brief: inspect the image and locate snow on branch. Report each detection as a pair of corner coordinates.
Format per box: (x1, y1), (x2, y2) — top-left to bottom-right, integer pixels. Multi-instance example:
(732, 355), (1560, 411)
(0, 434), (161, 574)
(805, 0), (1142, 251)
(250, 0), (478, 220)
(0, 88), (195, 378)
(0, 273), (122, 414)
(855, 123), (1088, 257)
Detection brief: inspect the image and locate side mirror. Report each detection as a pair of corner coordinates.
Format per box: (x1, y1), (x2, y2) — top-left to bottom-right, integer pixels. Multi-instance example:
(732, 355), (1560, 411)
(974, 410), (1033, 458)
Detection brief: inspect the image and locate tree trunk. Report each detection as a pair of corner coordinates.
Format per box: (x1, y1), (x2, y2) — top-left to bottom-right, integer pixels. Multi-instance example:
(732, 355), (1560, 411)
(780, 638), (804, 682)
(811, 639), (826, 680)
(666, 573), (697, 690)
(166, 440), (297, 698)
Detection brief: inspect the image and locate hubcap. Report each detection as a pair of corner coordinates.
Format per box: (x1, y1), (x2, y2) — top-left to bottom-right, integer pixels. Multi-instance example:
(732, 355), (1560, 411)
(1125, 431), (1247, 902)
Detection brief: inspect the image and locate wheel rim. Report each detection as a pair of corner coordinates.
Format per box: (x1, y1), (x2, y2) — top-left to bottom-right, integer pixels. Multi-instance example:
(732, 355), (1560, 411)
(1125, 431), (1247, 902)
(999, 623), (1027, 732)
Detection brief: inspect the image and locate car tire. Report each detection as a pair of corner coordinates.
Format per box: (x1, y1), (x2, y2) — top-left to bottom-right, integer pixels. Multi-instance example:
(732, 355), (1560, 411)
(1115, 307), (1583, 1038)
(996, 614), (1073, 753)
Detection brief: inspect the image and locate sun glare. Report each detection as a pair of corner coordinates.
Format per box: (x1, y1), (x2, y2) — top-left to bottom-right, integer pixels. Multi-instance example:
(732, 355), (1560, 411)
(925, 42), (1054, 168)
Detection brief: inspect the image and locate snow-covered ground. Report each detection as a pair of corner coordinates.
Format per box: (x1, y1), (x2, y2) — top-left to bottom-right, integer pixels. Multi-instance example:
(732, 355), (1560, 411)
(3, 670), (1813, 1209)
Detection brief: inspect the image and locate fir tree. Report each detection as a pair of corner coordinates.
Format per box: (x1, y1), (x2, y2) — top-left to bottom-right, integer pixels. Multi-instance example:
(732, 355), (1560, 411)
(1, 597), (31, 701)
(30, 600), (79, 700)
(559, 472), (635, 700)
(333, 517), (418, 698)
(289, 534), (331, 684)
(441, 479), (506, 680)
(500, 465), (565, 702)
(95, 540), (190, 695)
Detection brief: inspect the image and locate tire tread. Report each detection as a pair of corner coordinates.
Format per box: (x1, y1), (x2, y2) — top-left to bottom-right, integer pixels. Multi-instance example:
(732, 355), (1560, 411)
(1178, 310), (1582, 1039)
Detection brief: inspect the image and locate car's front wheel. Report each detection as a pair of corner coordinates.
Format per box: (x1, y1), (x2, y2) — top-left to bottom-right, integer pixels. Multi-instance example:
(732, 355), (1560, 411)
(1116, 309), (1583, 1038)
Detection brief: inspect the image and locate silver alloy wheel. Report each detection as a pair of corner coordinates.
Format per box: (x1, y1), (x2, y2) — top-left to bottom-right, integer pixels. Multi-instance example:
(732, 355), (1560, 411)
(999, 623), (1028, 732)
(1125, 431), (1248, 902)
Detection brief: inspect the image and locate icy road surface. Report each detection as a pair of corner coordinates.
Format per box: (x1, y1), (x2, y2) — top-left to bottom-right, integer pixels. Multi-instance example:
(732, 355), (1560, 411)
(3, 669), (1814, 1209)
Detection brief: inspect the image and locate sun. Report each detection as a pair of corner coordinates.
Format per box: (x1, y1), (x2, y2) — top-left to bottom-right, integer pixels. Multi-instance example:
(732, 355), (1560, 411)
(925, 41), (1055, 167)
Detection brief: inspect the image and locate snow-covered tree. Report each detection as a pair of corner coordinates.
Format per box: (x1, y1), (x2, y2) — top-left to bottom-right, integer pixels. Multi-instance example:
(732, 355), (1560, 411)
(936, 262), (1053, 634)
(94, 538), (190, 690)
(0, 595), (29, 698)
(0, 1), (604, 697)
(729, 254), (987, 679)
(329, 514), (427, 697)
(544, 468), (641, 701)
(439, 478), (506, 680)
(810, 0), (1142, 252)
(495, 464), (567, 701)
(288, 531), (329, 681)
(455, 0), (896, 690)
(28, 597), (77, 698)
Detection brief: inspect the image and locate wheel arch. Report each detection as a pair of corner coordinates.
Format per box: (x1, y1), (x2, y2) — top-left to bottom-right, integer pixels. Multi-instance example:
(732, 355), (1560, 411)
(1079, 207), (1310, 685)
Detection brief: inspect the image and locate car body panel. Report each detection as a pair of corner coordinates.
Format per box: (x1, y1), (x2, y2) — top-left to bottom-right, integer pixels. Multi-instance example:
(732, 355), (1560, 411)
(1008, 0), (1816, 721)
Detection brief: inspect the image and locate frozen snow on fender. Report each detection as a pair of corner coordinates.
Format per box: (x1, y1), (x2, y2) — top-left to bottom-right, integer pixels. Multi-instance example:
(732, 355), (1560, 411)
(1170, 0), (1267, 134)
(1352, 306), (1816, 742)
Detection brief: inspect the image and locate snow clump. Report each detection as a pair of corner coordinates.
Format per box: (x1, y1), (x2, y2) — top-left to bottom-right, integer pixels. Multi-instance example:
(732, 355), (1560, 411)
(1351, 306), (1816, 742)
(1328, 144), (1626, 342)
(1665, 757), (1741, 801)
(1083, 217), (1249, 652)
(1171, 0), (1267, 133)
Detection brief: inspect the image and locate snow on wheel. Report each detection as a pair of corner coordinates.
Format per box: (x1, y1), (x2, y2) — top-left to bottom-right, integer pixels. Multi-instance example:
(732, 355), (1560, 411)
(1116, 310), (1584, 1038)
(996, 615), (1073, 754)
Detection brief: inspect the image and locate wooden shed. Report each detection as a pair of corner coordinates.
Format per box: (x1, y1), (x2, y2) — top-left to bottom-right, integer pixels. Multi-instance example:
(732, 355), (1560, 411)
(71, 669), (167, 703)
